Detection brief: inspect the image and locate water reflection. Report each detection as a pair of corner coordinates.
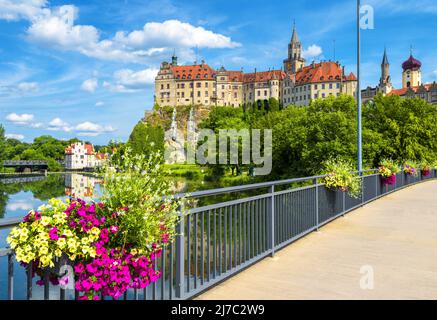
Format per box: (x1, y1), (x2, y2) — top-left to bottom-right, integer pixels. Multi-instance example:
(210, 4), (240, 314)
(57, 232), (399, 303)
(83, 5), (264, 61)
(0, 173), (101, 221)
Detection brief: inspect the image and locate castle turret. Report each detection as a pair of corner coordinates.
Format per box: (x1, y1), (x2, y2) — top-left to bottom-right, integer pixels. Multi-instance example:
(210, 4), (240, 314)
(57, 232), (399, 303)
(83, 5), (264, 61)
(283, 22), (306, 74)
(379, 48), (392, 94)
(402, 48), (422, 88)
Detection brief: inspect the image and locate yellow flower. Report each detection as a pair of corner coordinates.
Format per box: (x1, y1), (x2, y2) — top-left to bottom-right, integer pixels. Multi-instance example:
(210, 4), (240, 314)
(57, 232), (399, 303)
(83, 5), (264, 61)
(63, 230), (73, 238)
(40, 216), (52, 226)
(57, 237), (66, 248)
(90, 227), (100, 236)
(39, 246), (49, 255)
(55, 249), (62, 257)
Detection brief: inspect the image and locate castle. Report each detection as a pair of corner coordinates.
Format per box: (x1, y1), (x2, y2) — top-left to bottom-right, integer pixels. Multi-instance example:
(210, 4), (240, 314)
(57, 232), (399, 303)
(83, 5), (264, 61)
(362, 48), (437, 105)
(154, 24), (358, 108)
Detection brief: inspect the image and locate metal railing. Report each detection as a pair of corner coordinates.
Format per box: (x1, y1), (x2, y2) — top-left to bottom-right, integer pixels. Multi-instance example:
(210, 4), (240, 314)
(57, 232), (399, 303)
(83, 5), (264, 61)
(0, 169), (436, 300)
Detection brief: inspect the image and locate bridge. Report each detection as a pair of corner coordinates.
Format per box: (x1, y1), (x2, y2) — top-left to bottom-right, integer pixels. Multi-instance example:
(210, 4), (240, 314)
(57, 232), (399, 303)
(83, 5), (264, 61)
(3, 160), (49, 167)
(198, 179), (437, 299)
(2, 160), (65, 172)
(0, 169), (436, 300)
(0, 175), (46, 184)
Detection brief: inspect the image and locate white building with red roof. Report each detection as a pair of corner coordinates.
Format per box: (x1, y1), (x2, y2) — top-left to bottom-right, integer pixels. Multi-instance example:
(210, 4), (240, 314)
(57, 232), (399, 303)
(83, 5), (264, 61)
(64, 142), (107, 170)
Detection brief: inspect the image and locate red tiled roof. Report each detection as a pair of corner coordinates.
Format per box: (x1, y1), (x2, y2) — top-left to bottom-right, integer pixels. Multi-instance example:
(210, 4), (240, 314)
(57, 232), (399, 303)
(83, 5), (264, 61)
(243, 70), (285, 83)
(171, 64), (216, 80)
(388, 83), (433, 96)
(85, 144), (94, 155)
(64, 143), (94, 155)
(95, 153), (108, 160)
(226, 71), (244, 82)
(294, 62), (356, 85)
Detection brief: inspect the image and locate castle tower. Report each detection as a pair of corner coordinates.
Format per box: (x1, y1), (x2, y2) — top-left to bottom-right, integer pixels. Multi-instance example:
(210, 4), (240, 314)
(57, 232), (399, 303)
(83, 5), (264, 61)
(379, 48), (392, 94)
(402, 48), (422, 88)
(283, 22), (306, 74)
(171, 50), (178, 66)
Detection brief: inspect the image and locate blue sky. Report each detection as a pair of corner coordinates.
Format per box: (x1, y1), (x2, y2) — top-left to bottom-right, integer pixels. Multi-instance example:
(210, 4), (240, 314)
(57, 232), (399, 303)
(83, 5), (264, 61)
(0, 0), (436, 145)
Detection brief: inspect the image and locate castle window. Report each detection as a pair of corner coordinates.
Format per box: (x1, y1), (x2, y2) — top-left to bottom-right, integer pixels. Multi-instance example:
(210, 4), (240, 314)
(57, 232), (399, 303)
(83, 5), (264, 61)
(322, 84), (325, 89)
(161, 84), (164, 90)
(205, 91), (209, 97)
(167, 84), (170, 89)
(205, 82), (209, 88)
(196, 82), (201, 88)
(329, 83), (333, 89)
(264, 90), (267, 96)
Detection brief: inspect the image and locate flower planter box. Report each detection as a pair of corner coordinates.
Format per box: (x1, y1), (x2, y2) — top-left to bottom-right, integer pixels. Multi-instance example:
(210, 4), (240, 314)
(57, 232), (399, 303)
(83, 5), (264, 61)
(382, 175), (396, 186)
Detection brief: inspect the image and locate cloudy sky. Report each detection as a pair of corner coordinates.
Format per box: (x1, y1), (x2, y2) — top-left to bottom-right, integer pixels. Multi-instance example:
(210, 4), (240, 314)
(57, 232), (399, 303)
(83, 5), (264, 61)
(0, 0), (436, 144)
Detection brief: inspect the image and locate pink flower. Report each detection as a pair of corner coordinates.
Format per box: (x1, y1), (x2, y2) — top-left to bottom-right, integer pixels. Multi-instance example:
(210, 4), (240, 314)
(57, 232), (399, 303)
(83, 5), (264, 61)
(162, 233), (169, 243)
(78, 296), (89, 300)
(49, 227), (59, 241)
(86, 263), (98, 274)
(74, 263), (84, 273)
(110, 226), (119, 233)
(34, 212), (41, 221)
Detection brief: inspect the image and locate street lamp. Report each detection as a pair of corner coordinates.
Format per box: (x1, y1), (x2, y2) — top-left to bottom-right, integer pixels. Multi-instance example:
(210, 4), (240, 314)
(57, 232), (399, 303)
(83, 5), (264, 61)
(357, 0), (363, 172)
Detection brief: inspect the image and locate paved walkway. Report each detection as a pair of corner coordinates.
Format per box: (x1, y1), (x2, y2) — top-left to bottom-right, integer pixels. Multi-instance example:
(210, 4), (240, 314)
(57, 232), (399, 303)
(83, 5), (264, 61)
(197, 180), (437, 300)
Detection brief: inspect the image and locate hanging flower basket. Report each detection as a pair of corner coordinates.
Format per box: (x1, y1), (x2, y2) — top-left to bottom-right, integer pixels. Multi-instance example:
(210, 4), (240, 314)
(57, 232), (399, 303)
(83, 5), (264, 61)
(422, 169), (430, 177)
(382, 174), (396, 185)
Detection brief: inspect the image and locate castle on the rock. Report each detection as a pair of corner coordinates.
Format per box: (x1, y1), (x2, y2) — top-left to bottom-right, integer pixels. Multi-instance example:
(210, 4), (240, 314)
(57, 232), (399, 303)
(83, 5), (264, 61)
(154, 23), (358, 108)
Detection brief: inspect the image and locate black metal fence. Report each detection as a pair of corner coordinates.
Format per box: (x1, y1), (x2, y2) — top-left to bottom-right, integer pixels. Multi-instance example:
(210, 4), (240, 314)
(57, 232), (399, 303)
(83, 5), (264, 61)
(1, 169), (436, 300)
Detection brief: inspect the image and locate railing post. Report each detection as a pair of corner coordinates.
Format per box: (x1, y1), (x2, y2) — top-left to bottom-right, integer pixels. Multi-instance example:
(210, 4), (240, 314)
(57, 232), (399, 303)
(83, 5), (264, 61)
(8, 253), (13, 300)
(314, 178), (319, 231)
(342, 189), (346, 216)
(175, 203), (185, 299)
(270, 185), (275, 257)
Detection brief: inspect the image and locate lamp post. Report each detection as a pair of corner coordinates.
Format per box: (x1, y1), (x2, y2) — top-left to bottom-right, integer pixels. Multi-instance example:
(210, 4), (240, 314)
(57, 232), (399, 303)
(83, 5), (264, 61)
(357, 0), (363, 172)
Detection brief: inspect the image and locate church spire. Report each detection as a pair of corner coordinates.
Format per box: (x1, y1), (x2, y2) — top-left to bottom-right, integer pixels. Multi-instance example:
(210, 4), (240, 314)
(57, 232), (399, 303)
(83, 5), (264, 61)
(291, 20), (300, 43)
(382, 47), (389, 65)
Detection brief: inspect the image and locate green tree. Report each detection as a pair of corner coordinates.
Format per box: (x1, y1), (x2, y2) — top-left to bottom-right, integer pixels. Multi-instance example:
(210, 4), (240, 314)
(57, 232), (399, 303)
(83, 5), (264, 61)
(128, 122), (165, 158)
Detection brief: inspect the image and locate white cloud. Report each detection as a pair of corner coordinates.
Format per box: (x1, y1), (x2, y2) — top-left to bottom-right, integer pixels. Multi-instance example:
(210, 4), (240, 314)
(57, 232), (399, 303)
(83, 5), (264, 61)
(6, 113), (34, 124)
(75, 121), (116, 136)
(75, 121), (115, 133)
(17, 82), (39, 92)
(30, 122), (43, 128)
(114, 20), (241, 49)
(433, 69), (437, 76)
(302, 45), (323, 59)
(105, 68), (158, 92)
(0, 0), (48, 21)
(5, 133), (24, 140)
(0, 2), (240, 63)
(95, 101), (104, 107)
(81, 78), (98, 92)
(48, 117), (72, 132)
(6, 200), (33, 211)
